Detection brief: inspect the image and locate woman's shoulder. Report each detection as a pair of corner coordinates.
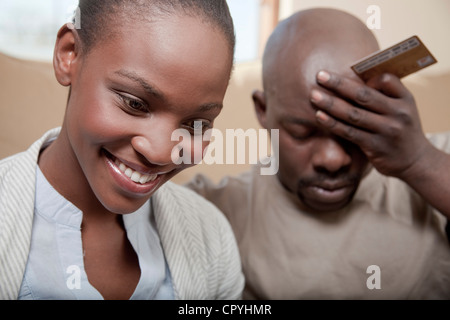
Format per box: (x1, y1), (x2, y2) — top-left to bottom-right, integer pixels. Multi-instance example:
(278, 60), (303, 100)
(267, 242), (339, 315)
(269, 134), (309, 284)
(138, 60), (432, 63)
(152, 180), (235, 243)
(152, 180), (243, 298)
(156, 181), (226, 219)
(0, 149), (32, 181)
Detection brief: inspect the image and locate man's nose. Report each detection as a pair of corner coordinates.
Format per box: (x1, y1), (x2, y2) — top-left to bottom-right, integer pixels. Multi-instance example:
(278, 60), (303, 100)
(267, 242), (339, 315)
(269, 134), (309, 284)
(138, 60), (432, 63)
(311, 137), (352, 174)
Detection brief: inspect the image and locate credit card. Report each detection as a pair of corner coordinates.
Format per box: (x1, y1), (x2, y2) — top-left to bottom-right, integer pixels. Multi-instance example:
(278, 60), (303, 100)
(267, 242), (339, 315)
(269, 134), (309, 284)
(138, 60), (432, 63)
(351, 35), (437, 81)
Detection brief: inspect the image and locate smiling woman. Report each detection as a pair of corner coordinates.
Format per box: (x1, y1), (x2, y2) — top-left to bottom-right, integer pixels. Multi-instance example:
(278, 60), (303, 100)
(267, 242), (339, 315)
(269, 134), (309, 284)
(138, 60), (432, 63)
(0, 0), (244, 300)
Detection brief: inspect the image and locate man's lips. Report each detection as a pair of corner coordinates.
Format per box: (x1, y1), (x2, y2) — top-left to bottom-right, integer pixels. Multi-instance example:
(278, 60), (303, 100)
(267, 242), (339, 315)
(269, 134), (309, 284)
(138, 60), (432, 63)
(300, 180), (356, 204)
(311, 181), (353, 191)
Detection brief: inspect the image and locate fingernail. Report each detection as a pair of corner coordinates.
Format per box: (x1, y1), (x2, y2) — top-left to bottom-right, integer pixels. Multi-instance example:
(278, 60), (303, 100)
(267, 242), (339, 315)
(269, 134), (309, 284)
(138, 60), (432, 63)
(317, 71), (330, 83)
(316, 110), (329, 123)
(310, 90), (323, 103)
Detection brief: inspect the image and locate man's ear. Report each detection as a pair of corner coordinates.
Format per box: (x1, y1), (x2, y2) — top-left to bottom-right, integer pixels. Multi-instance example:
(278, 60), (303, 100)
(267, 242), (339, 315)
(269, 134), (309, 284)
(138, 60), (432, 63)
(53, 24), (81, 87)
(252, 89), (268, 129)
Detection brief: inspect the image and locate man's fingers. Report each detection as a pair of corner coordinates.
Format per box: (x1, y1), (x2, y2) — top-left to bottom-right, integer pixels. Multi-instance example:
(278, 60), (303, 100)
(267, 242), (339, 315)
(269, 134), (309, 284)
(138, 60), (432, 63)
(310, 89), (385, 132)
(315, 110), (372, 146)
(316, 70), (389, 114)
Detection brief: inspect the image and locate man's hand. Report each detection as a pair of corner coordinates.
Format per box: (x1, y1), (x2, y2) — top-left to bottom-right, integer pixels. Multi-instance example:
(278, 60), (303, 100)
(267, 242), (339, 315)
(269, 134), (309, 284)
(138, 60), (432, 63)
(310, 70), (432, 180)
(310, 70), (450, 218)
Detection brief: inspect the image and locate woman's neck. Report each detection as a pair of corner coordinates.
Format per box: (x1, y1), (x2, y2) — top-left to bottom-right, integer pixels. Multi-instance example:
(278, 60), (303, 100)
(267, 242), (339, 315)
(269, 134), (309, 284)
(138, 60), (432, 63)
(38, 125), (117, 225)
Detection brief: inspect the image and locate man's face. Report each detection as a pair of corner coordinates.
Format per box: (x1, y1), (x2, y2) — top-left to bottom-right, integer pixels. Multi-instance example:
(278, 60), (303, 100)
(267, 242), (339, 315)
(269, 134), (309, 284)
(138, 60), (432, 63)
(261, 54), (371, 213)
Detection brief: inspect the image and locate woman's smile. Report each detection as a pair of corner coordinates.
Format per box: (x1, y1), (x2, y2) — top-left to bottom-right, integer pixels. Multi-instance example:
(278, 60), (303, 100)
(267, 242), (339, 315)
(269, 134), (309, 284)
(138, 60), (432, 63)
(103, 149), (171, 196)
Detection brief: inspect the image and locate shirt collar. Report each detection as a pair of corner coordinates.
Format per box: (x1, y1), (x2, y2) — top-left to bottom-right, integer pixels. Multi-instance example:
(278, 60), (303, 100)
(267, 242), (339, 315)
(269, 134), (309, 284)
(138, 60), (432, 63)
(35, 165), (83, 229)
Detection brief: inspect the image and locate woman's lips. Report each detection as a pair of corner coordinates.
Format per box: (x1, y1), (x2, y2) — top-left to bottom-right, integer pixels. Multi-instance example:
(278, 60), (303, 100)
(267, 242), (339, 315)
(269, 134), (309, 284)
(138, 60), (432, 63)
(114, 158), (158, 184)
(103, 150), (169, 195)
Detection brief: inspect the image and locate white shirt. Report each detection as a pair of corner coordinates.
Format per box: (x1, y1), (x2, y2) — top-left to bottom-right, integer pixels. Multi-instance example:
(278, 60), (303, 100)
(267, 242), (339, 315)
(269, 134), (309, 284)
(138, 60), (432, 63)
(18, 166), (174, 300)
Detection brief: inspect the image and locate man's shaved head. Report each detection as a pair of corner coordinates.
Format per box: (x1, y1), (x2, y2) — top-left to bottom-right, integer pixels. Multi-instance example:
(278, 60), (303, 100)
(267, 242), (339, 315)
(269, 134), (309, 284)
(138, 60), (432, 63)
(253, 8), (379, 212)
(262, 8), (379, 97)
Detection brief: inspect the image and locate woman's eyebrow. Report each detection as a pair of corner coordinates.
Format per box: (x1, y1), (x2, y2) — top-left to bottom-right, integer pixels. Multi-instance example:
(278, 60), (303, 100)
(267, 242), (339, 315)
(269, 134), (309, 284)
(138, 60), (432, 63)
(114, 69), (166, 101)
(114, 69), (222, 113)
(198, 102), (223, 113)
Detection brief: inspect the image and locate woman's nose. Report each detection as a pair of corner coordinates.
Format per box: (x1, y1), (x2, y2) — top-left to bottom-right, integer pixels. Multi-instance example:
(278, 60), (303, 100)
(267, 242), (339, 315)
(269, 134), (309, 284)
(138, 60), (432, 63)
(131, 131), (177, 167)
(131, 125), (203, 167)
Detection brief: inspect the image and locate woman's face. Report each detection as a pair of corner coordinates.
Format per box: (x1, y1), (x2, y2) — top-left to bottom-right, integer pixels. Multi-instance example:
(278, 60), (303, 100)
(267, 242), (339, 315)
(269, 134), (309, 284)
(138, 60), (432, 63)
(59, 14), (232, 214)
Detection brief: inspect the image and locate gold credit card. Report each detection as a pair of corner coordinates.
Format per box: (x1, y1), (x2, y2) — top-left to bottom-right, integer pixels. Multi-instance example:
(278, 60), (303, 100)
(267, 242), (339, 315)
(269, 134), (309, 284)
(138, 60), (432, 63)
(351, 35), (437, 81)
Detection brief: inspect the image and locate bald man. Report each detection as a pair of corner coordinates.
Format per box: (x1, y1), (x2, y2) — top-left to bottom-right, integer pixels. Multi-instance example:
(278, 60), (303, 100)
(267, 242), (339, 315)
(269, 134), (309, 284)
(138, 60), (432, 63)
(187, 8), (450, 299)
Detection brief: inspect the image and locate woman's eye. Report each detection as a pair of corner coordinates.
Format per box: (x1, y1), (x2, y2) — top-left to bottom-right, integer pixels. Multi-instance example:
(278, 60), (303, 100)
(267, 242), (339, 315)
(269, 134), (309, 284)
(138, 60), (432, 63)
(118, 94), (148, 113)
(186, 120), (212, 133)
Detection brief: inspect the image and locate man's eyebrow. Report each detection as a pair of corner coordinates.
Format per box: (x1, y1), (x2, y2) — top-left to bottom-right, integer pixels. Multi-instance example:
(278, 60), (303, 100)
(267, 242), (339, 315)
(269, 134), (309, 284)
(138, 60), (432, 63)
(114, 69), (165, 100)
(284, 117), (314, 126)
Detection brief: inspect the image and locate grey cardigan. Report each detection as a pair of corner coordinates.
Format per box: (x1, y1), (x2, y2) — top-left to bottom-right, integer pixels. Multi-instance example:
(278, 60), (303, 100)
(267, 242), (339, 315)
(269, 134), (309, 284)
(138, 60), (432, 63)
(0, 128), (244, 299)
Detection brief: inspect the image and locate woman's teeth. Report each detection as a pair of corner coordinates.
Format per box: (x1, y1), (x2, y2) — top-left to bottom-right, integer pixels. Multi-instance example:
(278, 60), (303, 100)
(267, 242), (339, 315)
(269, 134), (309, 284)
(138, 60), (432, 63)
(114, 159), (157, 184)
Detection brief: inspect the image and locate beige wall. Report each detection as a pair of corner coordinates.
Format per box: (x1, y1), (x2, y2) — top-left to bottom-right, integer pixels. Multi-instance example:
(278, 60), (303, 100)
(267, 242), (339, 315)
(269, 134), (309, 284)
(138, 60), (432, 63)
(0, 54), (68, 159)
(280, 0), (450, 74)
(1, 0), (449, 185)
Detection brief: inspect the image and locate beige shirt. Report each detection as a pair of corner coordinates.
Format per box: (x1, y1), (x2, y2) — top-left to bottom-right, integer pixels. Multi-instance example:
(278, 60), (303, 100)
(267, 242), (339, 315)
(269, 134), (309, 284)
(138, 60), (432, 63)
(187, 132), (450, 300)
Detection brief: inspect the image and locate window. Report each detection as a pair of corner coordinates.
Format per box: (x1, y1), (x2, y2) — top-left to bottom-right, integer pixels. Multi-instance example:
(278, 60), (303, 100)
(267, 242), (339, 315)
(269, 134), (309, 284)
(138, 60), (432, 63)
(0, 0), (279, 63)
(228, 0), (279, 62)
(0, 0), (78, 61)
(228, 0), (261, 62)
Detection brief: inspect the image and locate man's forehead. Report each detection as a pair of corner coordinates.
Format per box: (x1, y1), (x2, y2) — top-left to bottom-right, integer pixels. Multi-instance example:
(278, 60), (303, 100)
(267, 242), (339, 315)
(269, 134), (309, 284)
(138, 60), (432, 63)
(300, 44), (366, 80)
(266, 51), (360, 100)
(266, 54), (364, 120)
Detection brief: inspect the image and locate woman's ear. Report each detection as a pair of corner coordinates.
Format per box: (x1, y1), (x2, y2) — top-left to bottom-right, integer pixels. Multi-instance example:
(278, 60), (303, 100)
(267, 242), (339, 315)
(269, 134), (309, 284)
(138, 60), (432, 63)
(53, 24), (81, 87)
(252, 89), (268, 129)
